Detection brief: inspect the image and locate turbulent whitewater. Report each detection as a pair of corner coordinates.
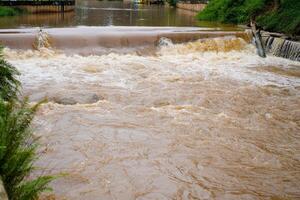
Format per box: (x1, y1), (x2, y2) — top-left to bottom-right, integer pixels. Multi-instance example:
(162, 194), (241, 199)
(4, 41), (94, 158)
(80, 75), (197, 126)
(3, 36), (300, 200)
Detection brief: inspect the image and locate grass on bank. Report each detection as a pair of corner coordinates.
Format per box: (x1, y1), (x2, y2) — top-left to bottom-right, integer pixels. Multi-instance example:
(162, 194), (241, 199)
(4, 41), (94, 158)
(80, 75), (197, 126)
(0, 47), (54, 200)
(197, 0), (300, 35)
(0, 6), (24, 17)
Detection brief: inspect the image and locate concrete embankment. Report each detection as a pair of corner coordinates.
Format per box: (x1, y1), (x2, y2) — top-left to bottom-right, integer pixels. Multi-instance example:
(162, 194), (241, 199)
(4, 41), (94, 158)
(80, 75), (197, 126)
(176, 2), (206, 12)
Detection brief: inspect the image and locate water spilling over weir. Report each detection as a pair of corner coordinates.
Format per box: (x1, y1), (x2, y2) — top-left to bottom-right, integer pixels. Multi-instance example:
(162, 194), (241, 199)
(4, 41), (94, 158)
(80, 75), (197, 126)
(0, 27), (249, 54)
(262, 36), (300, 62)
(1, 27), (300, 200)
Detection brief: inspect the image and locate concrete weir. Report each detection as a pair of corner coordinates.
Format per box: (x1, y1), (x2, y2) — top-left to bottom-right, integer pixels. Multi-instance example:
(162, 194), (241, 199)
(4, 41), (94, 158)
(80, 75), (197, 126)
(0, 27), (251, 54)
(262, 35), (300, 62)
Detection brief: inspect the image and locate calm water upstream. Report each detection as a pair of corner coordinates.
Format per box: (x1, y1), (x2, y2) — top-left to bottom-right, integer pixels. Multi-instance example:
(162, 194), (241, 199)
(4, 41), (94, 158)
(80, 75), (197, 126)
(1, 1), (300, 200)
(0, 0), (237, 29)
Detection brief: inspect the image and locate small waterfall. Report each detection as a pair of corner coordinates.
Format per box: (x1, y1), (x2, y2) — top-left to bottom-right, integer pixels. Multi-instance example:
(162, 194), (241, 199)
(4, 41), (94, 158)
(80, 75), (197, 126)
(34, 28), (51, 50)
(158, 37), (249, 56)
(158, 37), (173, 47)
(262, 36), (300, 61)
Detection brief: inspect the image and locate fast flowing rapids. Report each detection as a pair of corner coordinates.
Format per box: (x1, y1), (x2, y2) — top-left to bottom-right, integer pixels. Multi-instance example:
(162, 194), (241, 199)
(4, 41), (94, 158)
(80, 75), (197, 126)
(2, 29), (300, 200)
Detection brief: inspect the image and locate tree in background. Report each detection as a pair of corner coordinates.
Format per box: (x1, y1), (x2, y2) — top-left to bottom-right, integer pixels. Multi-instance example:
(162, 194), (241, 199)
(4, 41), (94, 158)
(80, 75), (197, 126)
(197, 0), (300, 35)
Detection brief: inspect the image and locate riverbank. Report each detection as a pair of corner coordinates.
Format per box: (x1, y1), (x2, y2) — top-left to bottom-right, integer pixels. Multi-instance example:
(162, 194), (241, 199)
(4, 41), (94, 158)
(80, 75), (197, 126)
(195, 0), (300, 61)
(0, 6), (24, 17)
(0, 0), (75, 14)
(176, 2), (206, 12)
(197, 0), (300, 35)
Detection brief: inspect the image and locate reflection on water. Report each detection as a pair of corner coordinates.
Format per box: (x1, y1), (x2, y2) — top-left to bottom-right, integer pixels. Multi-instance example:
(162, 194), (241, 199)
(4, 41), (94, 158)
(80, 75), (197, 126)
(4, 37), (300, 200)
(0, 0), (238, 29)
(0, 12), (75, 28)
(76, 1), (186, 27)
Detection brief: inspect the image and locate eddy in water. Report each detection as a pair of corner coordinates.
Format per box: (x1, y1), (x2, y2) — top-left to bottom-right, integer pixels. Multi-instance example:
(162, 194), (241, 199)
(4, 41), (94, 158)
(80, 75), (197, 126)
(3, 30), (300, 200)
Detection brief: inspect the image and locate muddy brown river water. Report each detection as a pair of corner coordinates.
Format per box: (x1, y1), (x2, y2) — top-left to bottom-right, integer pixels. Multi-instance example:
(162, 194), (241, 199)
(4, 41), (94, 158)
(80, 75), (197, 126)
(2, 30), (300, 200)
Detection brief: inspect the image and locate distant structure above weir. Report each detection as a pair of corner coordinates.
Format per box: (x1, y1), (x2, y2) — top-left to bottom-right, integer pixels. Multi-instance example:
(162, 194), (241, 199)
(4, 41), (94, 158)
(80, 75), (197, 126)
(176, 0), (208, 12)
(0, 0), (75, 13)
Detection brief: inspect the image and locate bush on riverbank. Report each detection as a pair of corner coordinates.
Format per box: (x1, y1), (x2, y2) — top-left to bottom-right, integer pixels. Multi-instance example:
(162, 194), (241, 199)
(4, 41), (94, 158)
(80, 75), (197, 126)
(0, 47), (54, 200)
(167, 0), (177, 7)
(197, 0), (300, 35)
(0, 7), (23, 17)
(0, 47), (20, 101)
(0, 99), (55, 200)
(256, 0), (300, 35)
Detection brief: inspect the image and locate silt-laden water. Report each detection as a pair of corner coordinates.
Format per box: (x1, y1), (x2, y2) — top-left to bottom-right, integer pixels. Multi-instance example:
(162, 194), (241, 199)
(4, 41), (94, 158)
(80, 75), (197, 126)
(3, 36), (300, 200)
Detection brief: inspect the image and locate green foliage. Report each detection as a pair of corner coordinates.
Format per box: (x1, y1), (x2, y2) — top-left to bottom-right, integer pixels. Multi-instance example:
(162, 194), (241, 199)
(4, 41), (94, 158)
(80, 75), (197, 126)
(0, 48), (54, 200)
(197, 0), (300, 34)
(197, 0), (268, 23)
(0, 99), (54, 200)
(167, 0), (177, 7)
(0, 6), (23, 17)
(257, 0), (300, 34)
(0, 47), (20, 101)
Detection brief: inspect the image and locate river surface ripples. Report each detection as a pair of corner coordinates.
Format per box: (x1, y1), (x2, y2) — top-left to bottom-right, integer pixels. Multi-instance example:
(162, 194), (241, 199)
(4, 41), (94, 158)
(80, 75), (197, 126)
(3, 36), (300, 200)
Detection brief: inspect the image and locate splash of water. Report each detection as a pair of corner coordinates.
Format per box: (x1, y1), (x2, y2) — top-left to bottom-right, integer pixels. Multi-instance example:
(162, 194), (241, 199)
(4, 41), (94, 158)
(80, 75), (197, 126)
(34, 28), (51, 50)
(158, 37), (173, 47)
(158, 37), (251, 55)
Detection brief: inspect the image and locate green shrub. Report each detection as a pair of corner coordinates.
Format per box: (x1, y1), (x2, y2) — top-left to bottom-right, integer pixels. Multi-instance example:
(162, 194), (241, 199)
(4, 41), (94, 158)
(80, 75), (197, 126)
(0, 7), (23, 17)
(197, 0), (268, 23)
(0, 47), (20, 101)
(197, 0), (300, 35)
(0, 99), (54, 200)
(0, 47), (54, 200)
(257, 0), (300, 34)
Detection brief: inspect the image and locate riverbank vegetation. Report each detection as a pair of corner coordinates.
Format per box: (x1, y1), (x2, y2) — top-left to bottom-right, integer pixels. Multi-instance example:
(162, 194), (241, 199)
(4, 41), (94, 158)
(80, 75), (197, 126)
(0, 47), (54, 200)
(0, 7), (24, 17)
(197, 0), (300, 35)
(167, 0), (177, 7)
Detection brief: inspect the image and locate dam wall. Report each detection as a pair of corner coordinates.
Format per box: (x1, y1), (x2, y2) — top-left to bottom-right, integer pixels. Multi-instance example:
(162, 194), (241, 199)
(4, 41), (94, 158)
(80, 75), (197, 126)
(0, 27), (251, 54)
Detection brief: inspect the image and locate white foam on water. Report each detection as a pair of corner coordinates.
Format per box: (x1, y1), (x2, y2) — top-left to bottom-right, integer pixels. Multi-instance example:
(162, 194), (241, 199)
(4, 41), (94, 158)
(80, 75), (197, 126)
(3, 37), (300, 199)
(5, 37), (299, 93)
